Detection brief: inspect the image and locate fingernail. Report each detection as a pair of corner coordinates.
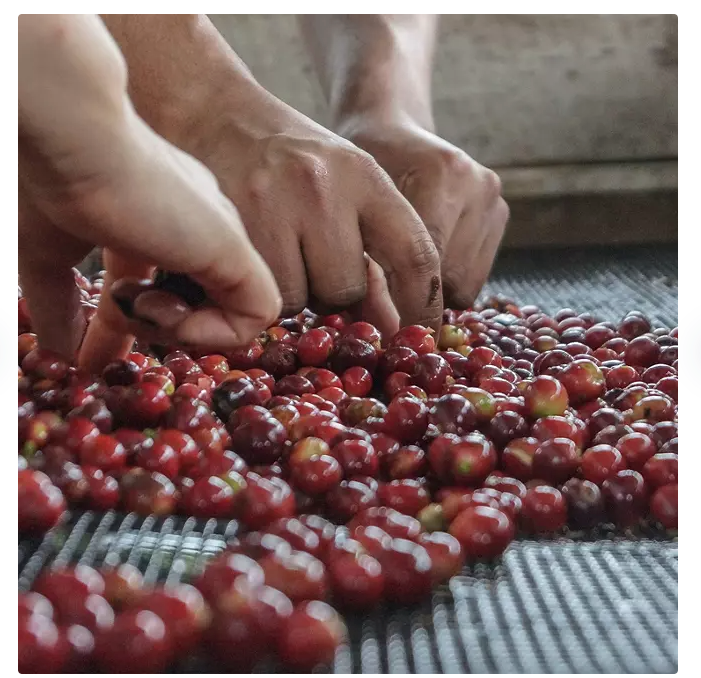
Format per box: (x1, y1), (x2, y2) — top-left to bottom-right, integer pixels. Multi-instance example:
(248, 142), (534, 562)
(132, 290), (193, 330)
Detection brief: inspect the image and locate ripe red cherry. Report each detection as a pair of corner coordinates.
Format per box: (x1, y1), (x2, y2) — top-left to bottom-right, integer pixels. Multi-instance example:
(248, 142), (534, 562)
(378, 479), (430, 516)
(341, 366), (373, 397)
(379, 538), (433, 604)
(593, 423), (635, 447)
(264, 517), (323, 558)
(384, 394), (428, 443)
(132, 584), (210, 656)
(325, 473), (377, 515)
(342, 321), (382, 348)
(413, 353), (453, 394)
(524, 376), (569, 418)
(332, 439), (379, 477)
(383, 444), (427, 479)
(601, 469), (648, 527)
(618, 314), (651, 340)
(18, 470), (66, 533)
(624, 336), (660, 367)
(616, 433), (657, 471)
(417, 532), (464, 584)
(122, 382), (171, 428)
(83, 466), (120, 510)
(655, 376), (678, 402)
(94, 609), (174, 673)
(19, 614), (69, 673)
(193, 553), (265, 606)
(277, 600), (346, 671)
(329, 337), (378, 374)
(532, 437), (580, 484)
(650, 483), (677, 529)
(230, 416), (287, 465)
(34, 565), (105, 604)
(120, 468), (178, 516)
(580, 444), (627, 486)
(297, 328), (334, 366)
(588, 407), (625, 437)
(558, 359), (606, 404)
(21, 348), (70, 381)
(328, 548), (384, 609)
(135, 440), (179, 479)
(206, 582), (293, 671)
(450, 506), (515, 560)
(180, 474), (244, 518)
(18, 591), (54, 621)
(483, 475), (527, 500)
(531, 415), (579, 443)
(240, 473), (295, 529)
(465, 346), (502, 375)
(290, 450), (342, 495)
(561, 478), (605, 529)
(520, 486), (568, 533)
(642, 453), (678, 489)
(347, 506), (422, 540)
(101, 564), (144, 609)
(488, 410), (529, 448)
(606, 364), (639, 389)
(274, 374), (315, 397)
(501, 437), (539, 481)
(387, 325), (436, 355)
(449, 434), (497, 486)
(259, 549), (328, 603)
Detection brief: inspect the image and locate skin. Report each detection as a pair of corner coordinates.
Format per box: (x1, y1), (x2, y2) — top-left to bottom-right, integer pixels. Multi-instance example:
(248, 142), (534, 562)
(101, 14), (444, 339)
(300, 15), (509, 308)
(18, 15), (282, 372)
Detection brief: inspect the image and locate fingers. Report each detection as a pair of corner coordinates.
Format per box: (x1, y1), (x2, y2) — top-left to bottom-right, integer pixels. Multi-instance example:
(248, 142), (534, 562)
(79, 250), (154, 373)
(18, 192), (91, 358)
(356, 255), (400, 340)
(399, 169), (464, 261)
(302, 210), (367, 314)
(443, 197), (509, 309)
(358, 164), (443, 330)
(246, 222), (308, 317)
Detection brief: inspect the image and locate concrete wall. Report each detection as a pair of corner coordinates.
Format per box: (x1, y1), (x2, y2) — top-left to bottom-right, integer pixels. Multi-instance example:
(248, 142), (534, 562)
(210, 14), (677, 167)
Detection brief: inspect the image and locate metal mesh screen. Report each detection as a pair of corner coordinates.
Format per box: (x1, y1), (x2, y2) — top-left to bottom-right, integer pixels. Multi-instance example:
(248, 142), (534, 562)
(19, 244), (679, 673)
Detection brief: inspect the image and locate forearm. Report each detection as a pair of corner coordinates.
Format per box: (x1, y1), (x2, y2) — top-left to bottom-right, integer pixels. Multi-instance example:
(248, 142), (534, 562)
(299, 15), (437, 132)
(100, 14), (258, 150)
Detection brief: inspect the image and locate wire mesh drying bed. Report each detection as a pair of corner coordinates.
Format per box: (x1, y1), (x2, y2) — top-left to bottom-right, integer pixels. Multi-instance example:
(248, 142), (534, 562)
(19, 243), (679, 673)
(18, 513), (678, 674)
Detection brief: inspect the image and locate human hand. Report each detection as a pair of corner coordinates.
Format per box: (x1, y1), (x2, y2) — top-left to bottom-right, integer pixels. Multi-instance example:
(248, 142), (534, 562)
(338, 117), (509, 309)
(18, 15), (281, 372)
(181, 85), (442, 338)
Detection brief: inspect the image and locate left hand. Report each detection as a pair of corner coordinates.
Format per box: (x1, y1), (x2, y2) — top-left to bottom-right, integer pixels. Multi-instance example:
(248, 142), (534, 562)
(340, 118), (509, 309)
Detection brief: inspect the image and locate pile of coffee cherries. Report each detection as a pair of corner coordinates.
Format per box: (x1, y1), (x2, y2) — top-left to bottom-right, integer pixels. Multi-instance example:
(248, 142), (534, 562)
(19, 270), (678, 672)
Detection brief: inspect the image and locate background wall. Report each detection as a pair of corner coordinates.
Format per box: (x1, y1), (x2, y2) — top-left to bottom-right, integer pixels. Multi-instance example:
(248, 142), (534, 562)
(210, 14), (677, 167)
(209, 14), (678, 248)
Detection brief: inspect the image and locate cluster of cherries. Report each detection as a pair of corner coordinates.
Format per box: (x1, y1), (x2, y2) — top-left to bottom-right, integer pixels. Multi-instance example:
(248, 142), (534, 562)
(19, 269), (678, 671)
(19, 552), (346, 672)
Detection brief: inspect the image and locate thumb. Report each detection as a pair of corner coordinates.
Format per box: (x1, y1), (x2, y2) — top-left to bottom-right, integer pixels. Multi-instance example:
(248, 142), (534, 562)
(18, 189), (91, 359)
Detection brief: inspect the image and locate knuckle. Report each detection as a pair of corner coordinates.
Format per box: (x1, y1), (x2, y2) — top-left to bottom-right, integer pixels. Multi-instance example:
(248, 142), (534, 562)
(435, 148), (474, 179)
(482, 169), (504, 203)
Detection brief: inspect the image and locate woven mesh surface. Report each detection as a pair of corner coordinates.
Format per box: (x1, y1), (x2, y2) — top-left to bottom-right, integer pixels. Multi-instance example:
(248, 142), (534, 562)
(19, 244), (679, 673)
(482, 244), (678, 328)
(18, 514), (678, 674)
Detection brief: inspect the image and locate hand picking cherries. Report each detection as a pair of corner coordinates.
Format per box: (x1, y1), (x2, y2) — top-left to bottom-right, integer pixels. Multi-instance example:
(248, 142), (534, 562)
(18, 273), (678, 672)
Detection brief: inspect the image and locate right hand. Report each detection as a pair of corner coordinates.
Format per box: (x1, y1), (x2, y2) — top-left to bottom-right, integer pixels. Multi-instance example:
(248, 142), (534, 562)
(18, 15), (281, 372)
(180, 85), (443, 338)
